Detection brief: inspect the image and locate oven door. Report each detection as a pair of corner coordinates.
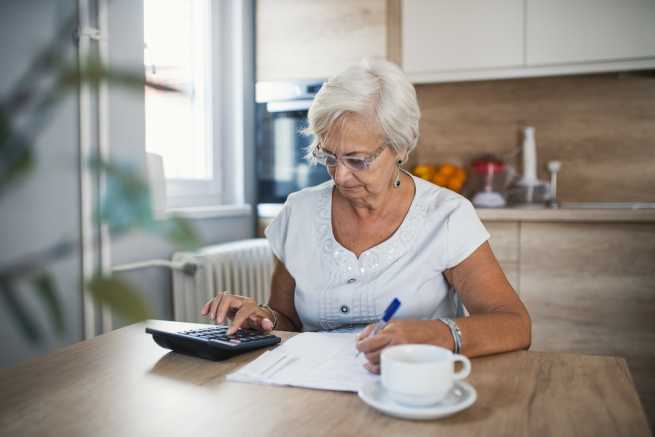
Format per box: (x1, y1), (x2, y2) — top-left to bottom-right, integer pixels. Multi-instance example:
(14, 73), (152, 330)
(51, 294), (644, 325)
(256, 101), (330, 204)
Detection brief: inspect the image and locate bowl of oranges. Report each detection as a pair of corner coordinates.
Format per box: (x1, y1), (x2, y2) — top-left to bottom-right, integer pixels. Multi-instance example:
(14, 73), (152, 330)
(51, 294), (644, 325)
(412, 162), (467, 193)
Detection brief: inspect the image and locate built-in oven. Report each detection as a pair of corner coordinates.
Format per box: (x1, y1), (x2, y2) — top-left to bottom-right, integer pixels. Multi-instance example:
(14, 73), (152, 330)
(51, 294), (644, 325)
(255, 80), (330, 232)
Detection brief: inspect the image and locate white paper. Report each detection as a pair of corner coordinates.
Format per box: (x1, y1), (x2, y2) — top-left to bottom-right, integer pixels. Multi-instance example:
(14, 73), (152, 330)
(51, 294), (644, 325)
(226, 333), (379, 392)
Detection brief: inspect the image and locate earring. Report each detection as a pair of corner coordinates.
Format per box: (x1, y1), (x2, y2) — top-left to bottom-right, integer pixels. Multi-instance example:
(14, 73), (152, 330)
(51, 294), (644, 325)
(393, 159), (403, 188)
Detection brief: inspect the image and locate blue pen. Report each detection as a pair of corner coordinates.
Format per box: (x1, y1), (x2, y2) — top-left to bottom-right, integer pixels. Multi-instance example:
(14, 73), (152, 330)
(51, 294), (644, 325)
(356, 298), (401, 357)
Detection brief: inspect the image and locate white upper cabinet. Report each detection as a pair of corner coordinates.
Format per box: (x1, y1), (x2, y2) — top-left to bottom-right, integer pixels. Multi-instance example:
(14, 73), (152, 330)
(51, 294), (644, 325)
(402, 0), (524, 74)
(527, 0), (655, 65)
(400, 0), (655, 83)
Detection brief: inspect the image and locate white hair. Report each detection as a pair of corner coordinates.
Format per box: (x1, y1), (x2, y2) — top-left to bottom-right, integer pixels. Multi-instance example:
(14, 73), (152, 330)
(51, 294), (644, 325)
(303, 58), (420, 163)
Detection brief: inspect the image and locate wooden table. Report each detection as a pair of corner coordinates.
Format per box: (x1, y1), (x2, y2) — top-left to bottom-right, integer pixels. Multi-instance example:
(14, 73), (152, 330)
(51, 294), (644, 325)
(0, 320), (651, 437)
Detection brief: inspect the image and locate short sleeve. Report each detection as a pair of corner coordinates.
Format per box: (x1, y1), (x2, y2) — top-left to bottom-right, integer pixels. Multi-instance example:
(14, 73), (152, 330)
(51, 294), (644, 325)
(264, 196), (293, 263)
(444, 198), (490, 269)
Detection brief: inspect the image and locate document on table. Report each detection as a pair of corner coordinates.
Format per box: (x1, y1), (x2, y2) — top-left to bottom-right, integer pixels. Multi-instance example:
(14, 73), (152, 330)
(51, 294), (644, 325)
(226, 332), (379, 392)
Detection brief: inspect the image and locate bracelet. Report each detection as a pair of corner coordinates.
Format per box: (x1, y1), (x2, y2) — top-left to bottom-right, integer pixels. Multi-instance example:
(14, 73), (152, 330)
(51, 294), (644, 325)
(438, 317), (462, 354)
(258, 304), (279, 329)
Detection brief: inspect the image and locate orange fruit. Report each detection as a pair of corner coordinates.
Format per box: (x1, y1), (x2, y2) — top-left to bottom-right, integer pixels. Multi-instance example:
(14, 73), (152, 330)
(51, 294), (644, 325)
(438, 163), (457, 177)
(432, 174), (448, 186)
(447, 179), (464, 192)
(412, 164), (435, 181)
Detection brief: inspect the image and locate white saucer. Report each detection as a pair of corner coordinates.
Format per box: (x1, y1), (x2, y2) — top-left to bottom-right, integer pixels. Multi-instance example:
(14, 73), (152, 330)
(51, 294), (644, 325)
(358, 380), (477, 420)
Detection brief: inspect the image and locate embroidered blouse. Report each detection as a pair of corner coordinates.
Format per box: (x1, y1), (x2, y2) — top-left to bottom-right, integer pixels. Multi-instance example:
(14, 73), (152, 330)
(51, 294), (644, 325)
(265, 174), (490, 332)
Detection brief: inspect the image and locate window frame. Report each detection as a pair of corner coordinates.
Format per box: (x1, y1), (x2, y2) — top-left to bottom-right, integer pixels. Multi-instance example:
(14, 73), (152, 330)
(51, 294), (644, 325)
(144, 0), (235, 210)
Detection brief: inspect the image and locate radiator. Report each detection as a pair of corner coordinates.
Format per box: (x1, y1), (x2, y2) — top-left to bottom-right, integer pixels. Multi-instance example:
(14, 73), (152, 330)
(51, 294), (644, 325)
(172, 239), (275, 323)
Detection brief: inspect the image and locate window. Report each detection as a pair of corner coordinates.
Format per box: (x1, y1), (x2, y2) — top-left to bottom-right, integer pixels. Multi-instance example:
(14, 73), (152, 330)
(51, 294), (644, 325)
(144, 0), (218, 208)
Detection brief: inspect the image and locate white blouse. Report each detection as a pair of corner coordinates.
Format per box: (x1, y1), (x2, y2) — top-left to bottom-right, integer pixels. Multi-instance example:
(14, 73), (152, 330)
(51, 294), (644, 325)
(265, 174), (490, 332)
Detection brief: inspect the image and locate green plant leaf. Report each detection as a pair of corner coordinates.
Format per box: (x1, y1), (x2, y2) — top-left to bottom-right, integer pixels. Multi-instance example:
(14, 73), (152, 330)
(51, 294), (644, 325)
(90, 157), (199, 250)
(59, 59), (179, 94)
(31, 272), (65, 335)
(156, 216), (201, 250)
(87, 276), (150, 323)
(0, 280), (42, 343)
(0, 110), (35, 191)
(90, 157), (154, 233)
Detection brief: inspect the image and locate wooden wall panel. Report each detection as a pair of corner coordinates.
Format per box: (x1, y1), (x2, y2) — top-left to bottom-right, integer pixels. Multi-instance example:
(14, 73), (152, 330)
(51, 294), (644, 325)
(256, 0), (386, 81)
(411, 72), (655, 202)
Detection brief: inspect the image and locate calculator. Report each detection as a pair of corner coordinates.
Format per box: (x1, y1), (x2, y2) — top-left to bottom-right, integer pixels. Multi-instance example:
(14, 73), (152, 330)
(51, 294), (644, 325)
(145, 324), (281, 361)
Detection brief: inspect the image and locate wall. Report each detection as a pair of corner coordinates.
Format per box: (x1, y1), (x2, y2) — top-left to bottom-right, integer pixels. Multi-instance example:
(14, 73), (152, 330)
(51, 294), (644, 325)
(410, 71), (655, 202)
(0, 0), (256, 367)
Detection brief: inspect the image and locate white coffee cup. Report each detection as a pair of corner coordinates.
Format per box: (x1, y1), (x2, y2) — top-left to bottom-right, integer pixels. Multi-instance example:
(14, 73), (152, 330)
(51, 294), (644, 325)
(380, 344), (471, 406)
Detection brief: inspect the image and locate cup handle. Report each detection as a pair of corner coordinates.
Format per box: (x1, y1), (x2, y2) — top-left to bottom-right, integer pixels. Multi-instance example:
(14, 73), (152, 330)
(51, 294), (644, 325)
(452, 354), (471, 380)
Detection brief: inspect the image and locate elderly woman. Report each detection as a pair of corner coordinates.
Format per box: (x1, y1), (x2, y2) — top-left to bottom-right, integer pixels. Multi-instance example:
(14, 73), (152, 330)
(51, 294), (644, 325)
(201, 58), (531, 373)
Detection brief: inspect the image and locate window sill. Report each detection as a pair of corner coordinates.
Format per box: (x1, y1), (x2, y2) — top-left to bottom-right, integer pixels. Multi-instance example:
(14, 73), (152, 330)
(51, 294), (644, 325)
(159, 204), (252, 220)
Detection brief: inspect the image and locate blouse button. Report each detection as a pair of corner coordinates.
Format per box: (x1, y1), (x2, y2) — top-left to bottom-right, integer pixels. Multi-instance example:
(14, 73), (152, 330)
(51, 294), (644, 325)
(340, 305), (350, 314)
(347, 278), (356, 284)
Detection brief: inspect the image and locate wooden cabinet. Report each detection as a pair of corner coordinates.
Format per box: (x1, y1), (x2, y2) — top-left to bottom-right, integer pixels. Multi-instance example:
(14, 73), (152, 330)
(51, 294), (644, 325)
(484, 221), (521, 292)
(483, 219), (655, 426)
(519, 222), (655, 425)
(256, 0), (387, 81)
(402, 0), (524, 74)
(526, 0), (655, 66)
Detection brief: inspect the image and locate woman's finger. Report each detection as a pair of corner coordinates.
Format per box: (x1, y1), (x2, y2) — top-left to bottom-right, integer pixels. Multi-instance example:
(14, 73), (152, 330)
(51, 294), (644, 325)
(200, 298), (213, 315)
(260, 318), (274, 331)
(227, 303), (257, 335)
(364, 350), (382, 365)
(356, 332), (392, 353)
(357, 323), (376, 341)
(216, 295), (241, 324)
(363, 362), (380, 374)
(245, 312), (274, 332)
(209, 292), (224, 320)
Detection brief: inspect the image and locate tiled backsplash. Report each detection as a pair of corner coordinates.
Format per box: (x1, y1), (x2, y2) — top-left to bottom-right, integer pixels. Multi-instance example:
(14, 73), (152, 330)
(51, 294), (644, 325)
(409, 71), (655, 202)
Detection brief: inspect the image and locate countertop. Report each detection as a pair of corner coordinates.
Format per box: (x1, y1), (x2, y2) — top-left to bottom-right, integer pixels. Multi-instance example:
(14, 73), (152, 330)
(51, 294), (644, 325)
(259, 202), (655, 223)
(477, 204), (655, 223)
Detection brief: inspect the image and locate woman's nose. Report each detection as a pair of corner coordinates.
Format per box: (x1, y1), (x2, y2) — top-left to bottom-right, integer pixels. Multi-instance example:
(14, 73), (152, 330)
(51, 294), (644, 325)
(332, 160), (353, 184)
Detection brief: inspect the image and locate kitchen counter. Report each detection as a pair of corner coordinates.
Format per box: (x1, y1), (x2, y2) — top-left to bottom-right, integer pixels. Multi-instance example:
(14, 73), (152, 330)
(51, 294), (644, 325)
(477, 205), (655, 223)
(258, 203), (655, 231)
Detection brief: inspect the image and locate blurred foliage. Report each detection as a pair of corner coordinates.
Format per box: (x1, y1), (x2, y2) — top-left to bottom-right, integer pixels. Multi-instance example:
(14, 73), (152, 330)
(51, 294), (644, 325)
(0, 13), (200, 343)
(87, 277), (150, 324)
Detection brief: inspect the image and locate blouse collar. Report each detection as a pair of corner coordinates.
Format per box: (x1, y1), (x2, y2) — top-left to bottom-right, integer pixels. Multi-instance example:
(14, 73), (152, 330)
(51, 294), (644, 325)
(315, 173), (429, 282)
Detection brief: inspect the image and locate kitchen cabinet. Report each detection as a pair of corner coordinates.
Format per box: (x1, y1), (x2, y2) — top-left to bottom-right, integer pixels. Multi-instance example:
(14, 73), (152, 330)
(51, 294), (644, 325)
(484, 222), (520, 292)
(256, 0), (386, 81)
(481, 215), (655, 427)
(398, 0), (655, 83)
(527, 0), (655, 66)
(401, 0), (524, 74)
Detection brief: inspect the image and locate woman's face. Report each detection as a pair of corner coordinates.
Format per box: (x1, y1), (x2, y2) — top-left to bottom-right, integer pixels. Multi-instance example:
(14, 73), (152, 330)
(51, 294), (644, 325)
(322, 113), (400, 204)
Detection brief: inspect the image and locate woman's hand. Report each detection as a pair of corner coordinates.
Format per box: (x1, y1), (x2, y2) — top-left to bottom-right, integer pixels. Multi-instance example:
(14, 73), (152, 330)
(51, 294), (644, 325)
(200, 292), (274, 335)
(355, 320), (452, 374)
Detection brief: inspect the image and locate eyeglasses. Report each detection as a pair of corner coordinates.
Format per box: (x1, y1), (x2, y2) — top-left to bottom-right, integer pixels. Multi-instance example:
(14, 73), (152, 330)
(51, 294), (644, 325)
(312, 144), (387, 172)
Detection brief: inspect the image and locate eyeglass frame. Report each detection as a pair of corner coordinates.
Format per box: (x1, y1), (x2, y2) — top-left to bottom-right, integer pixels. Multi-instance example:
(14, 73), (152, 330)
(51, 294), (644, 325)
(312, 143), (388, 172)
